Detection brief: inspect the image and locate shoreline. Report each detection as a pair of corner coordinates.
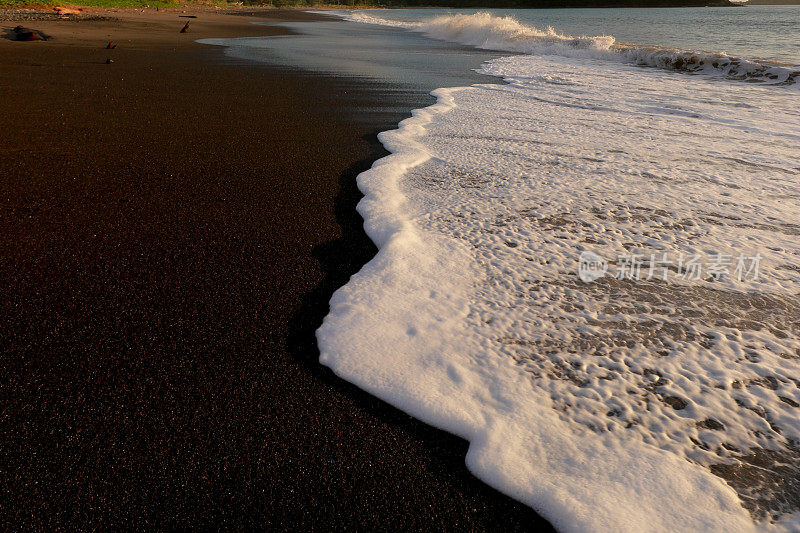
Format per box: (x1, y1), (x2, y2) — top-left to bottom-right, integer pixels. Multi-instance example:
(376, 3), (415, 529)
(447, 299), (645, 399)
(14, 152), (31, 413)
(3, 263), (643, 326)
(0, 7), (554, 530)
(0, 2), (746, 13)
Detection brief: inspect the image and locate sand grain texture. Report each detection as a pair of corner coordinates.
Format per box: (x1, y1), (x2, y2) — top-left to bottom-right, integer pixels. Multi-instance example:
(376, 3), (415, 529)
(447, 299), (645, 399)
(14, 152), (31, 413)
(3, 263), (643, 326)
(0, 8), (553, 531)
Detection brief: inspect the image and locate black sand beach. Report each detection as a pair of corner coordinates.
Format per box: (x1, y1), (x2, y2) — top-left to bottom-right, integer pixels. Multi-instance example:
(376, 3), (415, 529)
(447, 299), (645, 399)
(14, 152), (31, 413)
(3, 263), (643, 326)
(0, 8), (553, 530)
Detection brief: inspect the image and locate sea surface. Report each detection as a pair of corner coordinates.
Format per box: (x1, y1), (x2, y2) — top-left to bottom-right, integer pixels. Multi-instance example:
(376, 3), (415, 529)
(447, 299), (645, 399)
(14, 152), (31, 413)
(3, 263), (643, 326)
(344, 6), (800, 64)
(204, 7), (800, 531)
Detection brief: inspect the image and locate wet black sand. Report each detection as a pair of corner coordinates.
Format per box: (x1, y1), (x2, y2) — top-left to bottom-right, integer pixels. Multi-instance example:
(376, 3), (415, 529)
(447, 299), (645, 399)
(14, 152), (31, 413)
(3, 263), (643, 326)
(0, 8), (554, 530)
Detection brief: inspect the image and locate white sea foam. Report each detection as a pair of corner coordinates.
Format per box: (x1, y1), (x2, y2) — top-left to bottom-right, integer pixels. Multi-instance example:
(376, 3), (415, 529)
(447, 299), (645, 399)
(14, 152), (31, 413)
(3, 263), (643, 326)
(318, 14), (800, 531)
(329, 10), (799, 86)
(345, 10), (615, 53)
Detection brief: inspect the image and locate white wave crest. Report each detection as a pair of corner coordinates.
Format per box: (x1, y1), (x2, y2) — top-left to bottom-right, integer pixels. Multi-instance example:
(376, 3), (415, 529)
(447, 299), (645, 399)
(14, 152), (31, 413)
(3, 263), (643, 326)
(617, 44), (799, 86)
(331, 10), (799, 86)
(338, 10), (615, 54)
(419, 12), (615, 54)
(338, 10), (420, 29)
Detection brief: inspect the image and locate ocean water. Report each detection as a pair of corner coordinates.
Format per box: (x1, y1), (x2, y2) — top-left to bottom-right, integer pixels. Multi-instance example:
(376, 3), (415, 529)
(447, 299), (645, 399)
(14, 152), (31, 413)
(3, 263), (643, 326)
(206, 8), (800, 532)
(341, 6), (800, 64)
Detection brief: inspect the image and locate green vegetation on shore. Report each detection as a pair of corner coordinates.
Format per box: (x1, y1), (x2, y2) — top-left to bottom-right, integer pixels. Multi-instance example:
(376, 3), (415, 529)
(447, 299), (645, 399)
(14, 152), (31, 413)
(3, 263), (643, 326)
(0, 0), (363, 7)
(0, 0), (376, 7)
(0, 0), (189, 7)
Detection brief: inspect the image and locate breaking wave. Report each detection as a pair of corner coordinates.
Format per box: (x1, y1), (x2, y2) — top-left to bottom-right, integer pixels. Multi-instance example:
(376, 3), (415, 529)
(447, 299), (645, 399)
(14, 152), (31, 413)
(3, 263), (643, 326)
(334, 10), (799, 86)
